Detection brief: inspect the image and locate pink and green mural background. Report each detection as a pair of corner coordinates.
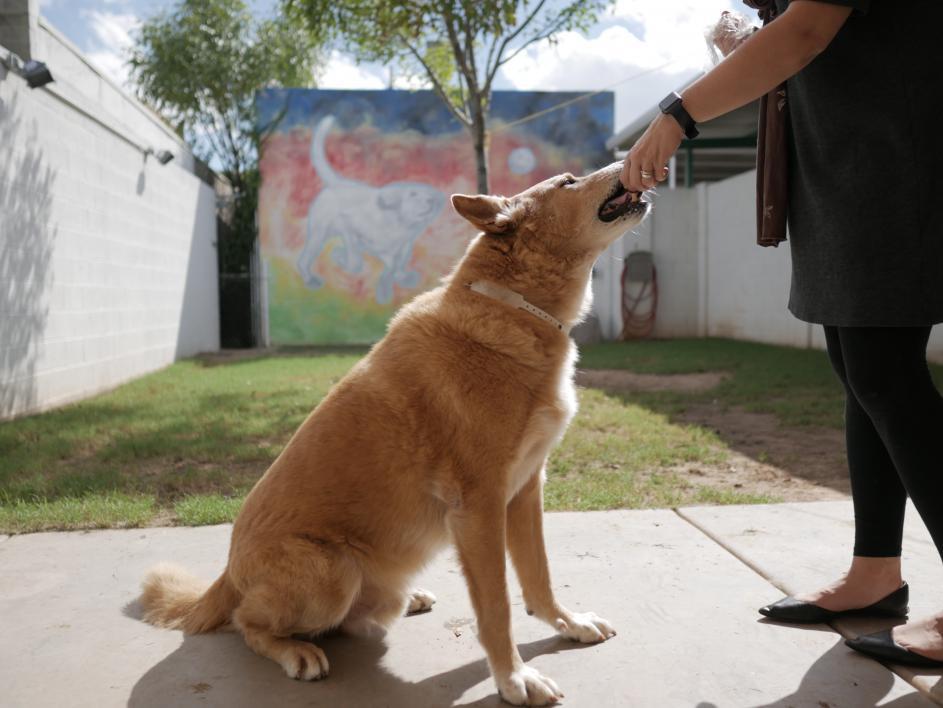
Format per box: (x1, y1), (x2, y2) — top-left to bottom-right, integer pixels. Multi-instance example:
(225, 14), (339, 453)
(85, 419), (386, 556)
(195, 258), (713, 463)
(256, 88), (614, 344)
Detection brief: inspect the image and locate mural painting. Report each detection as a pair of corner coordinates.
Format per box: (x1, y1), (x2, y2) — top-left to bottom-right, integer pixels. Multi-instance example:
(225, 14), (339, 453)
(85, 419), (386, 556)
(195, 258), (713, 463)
(257, 88), (614, 344)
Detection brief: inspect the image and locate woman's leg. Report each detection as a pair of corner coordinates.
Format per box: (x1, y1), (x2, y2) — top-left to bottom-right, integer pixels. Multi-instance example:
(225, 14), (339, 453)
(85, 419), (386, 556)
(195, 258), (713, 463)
(794, 326), (905, 609)
(837, 325), (943, 658)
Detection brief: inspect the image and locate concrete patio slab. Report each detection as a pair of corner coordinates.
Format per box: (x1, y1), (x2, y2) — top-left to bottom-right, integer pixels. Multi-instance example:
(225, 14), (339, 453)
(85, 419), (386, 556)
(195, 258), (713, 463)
(0, 508), (934, 708)
(680, 500), (943, 705)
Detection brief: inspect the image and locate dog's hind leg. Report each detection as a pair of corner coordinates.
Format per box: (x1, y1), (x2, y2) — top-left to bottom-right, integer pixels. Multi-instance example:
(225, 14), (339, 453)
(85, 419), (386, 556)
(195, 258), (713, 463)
(340, 580), (412, 638)
(297, 210), (331, 289)
(231, 539), (361, 680)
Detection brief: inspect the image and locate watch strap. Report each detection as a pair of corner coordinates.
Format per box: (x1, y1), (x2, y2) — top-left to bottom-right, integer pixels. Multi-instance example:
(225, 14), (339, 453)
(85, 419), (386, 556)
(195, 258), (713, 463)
(660, 91), (699, 140)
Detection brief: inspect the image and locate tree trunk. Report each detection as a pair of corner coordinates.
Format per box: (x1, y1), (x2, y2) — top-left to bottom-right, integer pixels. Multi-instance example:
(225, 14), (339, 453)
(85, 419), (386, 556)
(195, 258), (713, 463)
(470, 103), (490, 194)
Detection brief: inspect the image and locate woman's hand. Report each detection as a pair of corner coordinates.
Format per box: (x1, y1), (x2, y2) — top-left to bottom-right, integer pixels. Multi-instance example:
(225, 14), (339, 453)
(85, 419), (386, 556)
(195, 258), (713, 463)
(620, 113), (684, 193)
(620, 2), (852, 193)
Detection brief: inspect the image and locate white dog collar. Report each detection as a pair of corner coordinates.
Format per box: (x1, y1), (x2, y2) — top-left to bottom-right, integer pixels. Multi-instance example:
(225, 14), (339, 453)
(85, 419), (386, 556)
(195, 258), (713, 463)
(466, 280), (570, 335)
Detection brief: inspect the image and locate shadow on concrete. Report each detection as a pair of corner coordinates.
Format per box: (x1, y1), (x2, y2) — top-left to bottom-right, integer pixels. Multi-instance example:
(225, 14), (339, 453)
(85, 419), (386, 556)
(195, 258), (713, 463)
(127, 630), (589, 708)
(751, 639), (937, 708)
(0, 73), (58, 420)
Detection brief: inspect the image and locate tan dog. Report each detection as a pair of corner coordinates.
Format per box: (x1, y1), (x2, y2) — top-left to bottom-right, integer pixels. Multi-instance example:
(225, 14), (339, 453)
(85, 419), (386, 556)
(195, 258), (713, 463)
(138, 161), (649, 705)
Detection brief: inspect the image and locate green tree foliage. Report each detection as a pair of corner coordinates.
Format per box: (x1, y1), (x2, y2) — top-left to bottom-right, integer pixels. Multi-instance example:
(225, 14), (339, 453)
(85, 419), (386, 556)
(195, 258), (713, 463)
(129, 0), (323, 272)
(289, 0), (611, 193)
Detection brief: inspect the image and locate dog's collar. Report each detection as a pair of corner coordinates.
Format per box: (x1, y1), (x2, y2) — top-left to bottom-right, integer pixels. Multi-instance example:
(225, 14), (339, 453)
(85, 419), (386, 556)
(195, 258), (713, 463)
(465, 280), (569, 335)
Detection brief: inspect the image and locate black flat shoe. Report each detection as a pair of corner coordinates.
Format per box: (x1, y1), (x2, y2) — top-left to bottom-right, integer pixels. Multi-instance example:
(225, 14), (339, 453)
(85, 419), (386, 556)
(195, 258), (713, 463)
(846, 629), (943, 668)
(758, 582), (909, 624)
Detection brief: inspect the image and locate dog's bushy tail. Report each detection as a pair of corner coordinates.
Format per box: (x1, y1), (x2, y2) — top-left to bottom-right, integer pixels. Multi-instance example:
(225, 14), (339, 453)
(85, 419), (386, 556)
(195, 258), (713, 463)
(139, 563), (238, 634)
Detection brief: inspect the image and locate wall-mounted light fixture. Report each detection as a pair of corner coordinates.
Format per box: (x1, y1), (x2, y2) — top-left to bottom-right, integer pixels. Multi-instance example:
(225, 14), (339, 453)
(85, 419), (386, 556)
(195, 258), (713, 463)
(2, 51), (54, 89)
(22, 60), (54, 89)
(144, 148), (175, 165)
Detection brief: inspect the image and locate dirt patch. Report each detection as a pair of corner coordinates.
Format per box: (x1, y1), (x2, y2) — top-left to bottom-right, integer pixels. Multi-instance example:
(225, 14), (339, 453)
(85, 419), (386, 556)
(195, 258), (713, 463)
(675, 402), (849, 501)
(575, 369), (730, 393)
(577, 369), (850, 503)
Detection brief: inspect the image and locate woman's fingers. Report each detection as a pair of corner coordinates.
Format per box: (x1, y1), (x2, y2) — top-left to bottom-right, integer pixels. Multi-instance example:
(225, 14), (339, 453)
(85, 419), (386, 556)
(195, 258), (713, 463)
(639, 165), (656, 190)
(620, 154), (633, 190)
(623, 114), (683, 192)
(627, 156), (645, 193)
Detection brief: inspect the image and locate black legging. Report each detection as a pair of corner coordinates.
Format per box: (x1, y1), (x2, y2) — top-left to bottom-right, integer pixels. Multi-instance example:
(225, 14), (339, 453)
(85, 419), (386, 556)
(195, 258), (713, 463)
(824, 326), (943, 560)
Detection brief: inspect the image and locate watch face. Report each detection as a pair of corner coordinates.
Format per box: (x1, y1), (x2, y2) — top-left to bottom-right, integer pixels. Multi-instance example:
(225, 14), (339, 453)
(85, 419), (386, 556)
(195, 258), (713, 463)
(659, 93), (681, 114)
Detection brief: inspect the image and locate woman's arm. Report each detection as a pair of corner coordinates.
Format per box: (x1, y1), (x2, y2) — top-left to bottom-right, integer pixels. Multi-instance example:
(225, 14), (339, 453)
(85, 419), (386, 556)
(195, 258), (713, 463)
(621, 0), (853, 193)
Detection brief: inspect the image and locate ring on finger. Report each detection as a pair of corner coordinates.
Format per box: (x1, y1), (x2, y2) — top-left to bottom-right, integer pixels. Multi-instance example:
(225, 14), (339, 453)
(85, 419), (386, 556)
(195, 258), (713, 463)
(640, 169), (654, 179)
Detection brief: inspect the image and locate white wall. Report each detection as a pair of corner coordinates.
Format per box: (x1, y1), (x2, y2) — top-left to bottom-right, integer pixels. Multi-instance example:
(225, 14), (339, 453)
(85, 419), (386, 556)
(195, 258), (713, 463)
(701, 170), (810, 348)
(0, 17), (219, 420)
(595, 169), (943, 362)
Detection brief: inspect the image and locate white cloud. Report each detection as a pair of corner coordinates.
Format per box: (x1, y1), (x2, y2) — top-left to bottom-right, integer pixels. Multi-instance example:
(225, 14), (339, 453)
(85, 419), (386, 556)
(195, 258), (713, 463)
(317, 50), (434, 91)
(495, 0), (752, 129)
(80, 10), (140, 88)
(611, 0), (744, 59)
(317, 51), (386, 90)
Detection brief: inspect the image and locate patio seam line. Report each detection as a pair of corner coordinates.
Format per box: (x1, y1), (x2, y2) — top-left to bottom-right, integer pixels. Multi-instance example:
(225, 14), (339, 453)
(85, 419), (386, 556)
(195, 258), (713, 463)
(672, 507), (943, 707)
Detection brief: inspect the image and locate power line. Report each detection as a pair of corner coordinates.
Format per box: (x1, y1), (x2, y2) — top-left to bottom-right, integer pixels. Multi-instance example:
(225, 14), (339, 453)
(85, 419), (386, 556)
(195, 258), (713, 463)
(493, 58), (684, 132)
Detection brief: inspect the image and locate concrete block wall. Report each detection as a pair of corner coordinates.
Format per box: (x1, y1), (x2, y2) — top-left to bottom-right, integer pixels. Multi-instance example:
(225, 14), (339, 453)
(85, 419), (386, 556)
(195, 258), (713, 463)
(0, 11), (219, 420)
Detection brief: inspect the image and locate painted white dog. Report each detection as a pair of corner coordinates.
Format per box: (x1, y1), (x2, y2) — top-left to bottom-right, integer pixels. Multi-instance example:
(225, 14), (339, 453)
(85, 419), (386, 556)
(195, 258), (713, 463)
(297, 116), (445, 304)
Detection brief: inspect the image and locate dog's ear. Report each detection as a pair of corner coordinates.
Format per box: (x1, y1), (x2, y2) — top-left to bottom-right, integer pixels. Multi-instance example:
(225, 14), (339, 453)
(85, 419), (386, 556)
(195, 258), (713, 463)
(450, 194), (520, 235)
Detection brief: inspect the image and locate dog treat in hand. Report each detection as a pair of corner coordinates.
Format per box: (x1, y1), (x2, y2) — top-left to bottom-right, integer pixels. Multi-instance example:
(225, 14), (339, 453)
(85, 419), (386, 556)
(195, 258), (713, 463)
(706, 11), (756, 63)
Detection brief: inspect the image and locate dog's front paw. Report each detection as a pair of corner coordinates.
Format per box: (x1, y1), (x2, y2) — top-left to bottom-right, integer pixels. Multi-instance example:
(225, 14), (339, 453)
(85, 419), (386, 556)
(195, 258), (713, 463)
(555, 611), (616, 644)
(406, 588), (436, 615)
(497, 666), (563, 706)
(279, 641), (329, 681)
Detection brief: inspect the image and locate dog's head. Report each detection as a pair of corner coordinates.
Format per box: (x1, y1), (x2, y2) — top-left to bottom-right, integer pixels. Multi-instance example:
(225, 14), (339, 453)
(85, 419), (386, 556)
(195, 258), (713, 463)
(450, 161), (649, 257)
(377, 183), (445, 227)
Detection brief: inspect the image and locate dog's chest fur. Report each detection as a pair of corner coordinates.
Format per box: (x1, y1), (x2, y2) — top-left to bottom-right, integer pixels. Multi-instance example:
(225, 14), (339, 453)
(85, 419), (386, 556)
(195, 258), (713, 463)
(505, 344), (579, 501)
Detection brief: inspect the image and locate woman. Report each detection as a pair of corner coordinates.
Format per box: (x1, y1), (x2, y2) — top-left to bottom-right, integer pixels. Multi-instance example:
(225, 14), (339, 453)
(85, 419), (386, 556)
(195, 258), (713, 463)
(622, 0), (943, 666)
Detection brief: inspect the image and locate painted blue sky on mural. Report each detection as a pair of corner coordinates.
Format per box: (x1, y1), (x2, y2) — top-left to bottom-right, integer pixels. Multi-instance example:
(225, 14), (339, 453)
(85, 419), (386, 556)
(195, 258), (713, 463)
(257, 89), (614, 164)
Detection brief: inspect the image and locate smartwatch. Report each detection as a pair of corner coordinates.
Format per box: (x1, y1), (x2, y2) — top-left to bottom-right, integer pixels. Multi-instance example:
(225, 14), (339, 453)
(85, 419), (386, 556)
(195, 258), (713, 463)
(659, 91), (699, 140)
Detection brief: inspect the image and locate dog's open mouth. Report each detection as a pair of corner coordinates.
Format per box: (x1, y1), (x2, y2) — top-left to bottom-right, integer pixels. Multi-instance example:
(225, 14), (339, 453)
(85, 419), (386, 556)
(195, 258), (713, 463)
(598, 182), (647, 223)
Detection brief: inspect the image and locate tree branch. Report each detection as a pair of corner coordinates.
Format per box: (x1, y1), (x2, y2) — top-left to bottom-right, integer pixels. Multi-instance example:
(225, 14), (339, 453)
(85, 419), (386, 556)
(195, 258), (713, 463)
(441, 2), (475, 90)
(398, 32), (472, 126)
(484, 0), (549, 89)
(488, 10), (574, 90)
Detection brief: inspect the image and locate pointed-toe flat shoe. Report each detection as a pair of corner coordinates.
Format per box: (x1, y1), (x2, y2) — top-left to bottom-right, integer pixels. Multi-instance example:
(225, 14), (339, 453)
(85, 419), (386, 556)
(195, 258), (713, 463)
(846, 629), (943, 668)
(758, 582), (909, 624)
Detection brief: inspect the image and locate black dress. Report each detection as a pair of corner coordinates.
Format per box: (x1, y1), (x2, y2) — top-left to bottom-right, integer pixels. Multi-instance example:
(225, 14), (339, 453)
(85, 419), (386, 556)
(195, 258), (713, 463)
(774, 0), (943, 326)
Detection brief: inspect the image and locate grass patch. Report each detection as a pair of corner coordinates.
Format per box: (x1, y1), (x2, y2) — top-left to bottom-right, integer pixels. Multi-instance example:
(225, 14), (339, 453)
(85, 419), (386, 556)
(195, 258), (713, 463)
(1, 338), (867, 532)
(544, 388), (730, 511)
(0, 350), (365, 509)
(173, 494), (245, 526)
(581, 338), (847, 428)
(0, 493), (156, 534)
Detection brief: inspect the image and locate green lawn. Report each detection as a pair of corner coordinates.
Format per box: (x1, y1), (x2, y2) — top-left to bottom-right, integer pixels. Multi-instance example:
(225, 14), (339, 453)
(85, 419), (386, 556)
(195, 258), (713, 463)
(0, 338), (883, 534)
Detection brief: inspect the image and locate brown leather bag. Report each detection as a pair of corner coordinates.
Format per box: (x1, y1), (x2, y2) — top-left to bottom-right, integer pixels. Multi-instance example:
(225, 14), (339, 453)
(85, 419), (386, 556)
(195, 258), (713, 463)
(744, 0), (789, 247)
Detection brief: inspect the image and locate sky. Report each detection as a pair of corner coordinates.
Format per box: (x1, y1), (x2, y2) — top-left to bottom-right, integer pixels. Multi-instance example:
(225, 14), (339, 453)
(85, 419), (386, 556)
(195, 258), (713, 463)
(38, 0), (756, 132)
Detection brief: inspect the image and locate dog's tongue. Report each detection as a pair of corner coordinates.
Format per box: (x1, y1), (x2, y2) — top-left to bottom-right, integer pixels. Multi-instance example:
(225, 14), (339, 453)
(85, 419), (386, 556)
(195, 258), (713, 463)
(602, 191), (634, 214)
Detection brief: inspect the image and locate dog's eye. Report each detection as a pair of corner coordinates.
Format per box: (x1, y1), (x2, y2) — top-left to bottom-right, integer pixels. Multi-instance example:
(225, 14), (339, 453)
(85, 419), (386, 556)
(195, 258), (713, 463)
(559, 175), (577, 187)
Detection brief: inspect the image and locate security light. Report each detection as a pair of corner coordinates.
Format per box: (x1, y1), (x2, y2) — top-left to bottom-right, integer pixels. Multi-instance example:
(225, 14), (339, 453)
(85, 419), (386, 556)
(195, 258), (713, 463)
(22, 60), (53, 89)
(144, 148), (175, 165)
